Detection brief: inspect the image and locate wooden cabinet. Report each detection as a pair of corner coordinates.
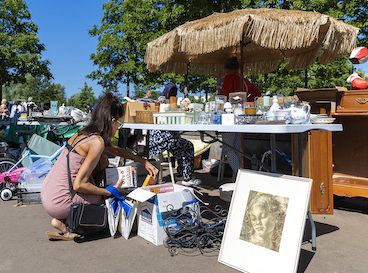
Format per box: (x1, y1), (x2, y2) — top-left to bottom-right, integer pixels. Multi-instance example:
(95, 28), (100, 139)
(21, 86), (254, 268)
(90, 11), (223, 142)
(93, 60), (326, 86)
(332, 114), (368, 198)
(292, 131), (334, 214)
(336, 90), (368, 113)
(332, 89), (368, 198)
(293, 88), (368, 212)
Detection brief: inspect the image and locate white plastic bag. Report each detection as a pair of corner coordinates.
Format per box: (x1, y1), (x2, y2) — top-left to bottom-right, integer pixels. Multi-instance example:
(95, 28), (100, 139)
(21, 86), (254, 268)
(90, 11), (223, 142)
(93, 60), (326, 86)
(20, 158), (52, 192)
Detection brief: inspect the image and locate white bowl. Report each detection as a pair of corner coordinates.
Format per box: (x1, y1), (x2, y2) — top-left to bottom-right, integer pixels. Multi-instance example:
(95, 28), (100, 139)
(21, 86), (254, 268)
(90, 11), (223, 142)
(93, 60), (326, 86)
(311, 117), (335, 124)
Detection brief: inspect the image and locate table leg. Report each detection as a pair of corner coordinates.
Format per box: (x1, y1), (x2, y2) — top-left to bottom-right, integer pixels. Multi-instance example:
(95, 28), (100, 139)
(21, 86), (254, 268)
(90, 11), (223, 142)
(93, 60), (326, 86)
(270, 134), (277, 173)
(296, 133), (317, 251)
(307, 210), (317, 251)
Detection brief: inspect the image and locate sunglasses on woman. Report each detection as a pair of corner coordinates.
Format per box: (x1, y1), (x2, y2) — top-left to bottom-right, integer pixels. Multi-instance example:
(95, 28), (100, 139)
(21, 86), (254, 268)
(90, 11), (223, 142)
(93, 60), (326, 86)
(116, 120), (124, 129)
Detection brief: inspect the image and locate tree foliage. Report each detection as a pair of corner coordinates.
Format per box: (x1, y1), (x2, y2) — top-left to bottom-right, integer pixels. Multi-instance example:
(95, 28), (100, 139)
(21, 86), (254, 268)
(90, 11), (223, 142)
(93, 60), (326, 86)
(0, 0), (51, 99)
(67, 83), (96, 111)
(240, 0), (367, 95)
(90, 0), (366, 97)
(3, 74), (66, 105)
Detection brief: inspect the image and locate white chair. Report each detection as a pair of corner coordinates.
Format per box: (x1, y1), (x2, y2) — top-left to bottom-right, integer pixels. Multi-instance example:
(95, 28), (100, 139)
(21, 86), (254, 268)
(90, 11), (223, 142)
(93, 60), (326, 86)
(158, 150), (175, 184)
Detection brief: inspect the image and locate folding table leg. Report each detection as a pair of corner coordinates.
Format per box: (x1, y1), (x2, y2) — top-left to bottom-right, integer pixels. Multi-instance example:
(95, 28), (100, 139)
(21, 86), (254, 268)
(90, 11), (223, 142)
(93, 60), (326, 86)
(295, 134), (317, 251)
(307, 210), (317, 251)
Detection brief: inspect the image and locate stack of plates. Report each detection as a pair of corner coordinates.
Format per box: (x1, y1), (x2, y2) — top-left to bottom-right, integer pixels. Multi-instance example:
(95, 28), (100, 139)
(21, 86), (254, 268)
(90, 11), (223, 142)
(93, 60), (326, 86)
(310, 114), (336, 124)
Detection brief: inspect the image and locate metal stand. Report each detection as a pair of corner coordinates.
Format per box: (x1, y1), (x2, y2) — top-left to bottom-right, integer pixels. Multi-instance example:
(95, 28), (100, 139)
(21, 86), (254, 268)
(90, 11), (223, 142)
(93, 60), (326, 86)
(270, 134), (277, 173)
(201, 131), (317, 251)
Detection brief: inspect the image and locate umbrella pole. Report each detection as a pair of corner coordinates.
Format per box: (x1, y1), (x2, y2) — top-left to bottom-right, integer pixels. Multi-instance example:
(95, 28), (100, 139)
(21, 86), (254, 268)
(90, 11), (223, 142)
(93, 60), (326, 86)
(240, 39), (250, 98)
(304, 69), (308, 88)
(184, 62), (190, 98)
(239, 39), (245, 169)
(240, 40), (244, 94)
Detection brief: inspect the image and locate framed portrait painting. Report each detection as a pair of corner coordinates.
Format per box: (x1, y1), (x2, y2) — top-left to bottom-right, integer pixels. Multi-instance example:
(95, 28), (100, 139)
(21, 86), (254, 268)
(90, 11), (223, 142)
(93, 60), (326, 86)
(218, 170), (312, 273)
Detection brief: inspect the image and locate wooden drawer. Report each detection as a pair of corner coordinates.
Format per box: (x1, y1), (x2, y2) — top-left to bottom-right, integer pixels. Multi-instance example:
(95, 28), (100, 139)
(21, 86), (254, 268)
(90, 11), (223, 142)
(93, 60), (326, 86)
(337, 90), (368, 113)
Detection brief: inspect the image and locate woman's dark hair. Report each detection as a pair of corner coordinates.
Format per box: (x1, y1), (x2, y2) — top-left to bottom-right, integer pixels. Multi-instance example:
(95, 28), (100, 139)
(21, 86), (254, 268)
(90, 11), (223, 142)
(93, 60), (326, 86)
(79, 93), (123, 146)
(224, 57), (240, 70)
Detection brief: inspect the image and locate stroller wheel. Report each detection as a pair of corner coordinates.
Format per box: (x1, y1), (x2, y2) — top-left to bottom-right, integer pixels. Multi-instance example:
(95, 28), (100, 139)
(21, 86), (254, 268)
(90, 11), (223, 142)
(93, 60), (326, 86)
(0, 188), (13, 201)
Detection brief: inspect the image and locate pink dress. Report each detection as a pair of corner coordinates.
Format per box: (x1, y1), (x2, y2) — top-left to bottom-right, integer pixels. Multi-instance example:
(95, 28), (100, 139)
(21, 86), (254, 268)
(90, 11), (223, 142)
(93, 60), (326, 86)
(41, 148), (101, 220)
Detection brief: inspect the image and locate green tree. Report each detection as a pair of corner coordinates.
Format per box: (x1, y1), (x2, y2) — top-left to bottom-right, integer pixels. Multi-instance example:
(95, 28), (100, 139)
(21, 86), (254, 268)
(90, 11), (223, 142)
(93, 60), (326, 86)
(89, 0), (235, 96)
(0, 0), (52, 100)
(3, 74), (66, 105)
(67, 83), (96, 110)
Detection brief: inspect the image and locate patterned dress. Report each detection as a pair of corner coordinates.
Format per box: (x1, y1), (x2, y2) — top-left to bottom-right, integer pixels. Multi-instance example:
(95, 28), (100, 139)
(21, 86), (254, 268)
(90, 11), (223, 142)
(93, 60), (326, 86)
(148, 130), (194, 181)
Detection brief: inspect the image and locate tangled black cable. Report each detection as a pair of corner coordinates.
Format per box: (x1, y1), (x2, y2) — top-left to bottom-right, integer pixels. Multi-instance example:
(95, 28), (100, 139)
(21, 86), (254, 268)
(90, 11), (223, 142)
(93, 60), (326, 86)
(163, 203), (228, 256)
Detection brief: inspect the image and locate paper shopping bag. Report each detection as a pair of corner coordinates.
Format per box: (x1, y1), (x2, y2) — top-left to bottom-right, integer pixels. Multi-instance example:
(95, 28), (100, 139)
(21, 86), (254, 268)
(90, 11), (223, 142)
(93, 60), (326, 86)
(118, 200), (138, 240)
(105, 198), (121, 237)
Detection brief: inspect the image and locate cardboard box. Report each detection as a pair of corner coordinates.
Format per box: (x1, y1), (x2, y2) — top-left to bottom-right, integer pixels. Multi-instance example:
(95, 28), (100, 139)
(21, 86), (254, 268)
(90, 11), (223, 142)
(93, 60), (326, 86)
(123, 101), (155, 123)
(128, 184), (199, 246)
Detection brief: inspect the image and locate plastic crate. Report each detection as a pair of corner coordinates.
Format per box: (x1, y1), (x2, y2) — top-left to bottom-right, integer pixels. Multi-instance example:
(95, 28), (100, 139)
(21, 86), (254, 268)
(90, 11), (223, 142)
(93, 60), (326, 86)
(153, 112), (194, 125)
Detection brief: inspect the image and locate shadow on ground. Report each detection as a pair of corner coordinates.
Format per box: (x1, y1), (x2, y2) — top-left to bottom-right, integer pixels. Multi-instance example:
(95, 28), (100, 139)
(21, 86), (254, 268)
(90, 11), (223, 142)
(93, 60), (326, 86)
(334, 195), (368, 214)
(297, 249), (315, 273)
(297, 219), (339, 272)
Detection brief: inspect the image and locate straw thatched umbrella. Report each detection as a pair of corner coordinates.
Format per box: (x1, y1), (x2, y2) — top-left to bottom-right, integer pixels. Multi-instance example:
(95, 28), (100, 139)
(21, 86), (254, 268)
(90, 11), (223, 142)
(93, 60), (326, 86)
(145, 8), (359, 78)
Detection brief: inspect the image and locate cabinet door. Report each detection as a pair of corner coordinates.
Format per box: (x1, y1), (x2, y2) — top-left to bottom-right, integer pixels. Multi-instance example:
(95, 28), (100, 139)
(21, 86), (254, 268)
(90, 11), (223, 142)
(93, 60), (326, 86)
(292, 131), (333, 214)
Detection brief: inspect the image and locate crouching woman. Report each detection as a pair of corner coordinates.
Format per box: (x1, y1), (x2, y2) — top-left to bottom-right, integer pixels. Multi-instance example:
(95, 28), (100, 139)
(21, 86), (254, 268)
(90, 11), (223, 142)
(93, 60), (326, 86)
(41, 93), (158, 240)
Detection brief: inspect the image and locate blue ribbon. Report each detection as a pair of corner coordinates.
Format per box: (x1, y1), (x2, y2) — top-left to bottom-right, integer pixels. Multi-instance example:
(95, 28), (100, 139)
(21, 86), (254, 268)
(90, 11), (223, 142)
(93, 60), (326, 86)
(106, 185), (133, 217)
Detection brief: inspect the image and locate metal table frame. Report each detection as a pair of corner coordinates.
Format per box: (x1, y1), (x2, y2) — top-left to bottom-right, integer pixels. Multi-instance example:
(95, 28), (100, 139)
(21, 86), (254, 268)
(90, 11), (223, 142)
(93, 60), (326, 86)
(122, 123), (343, 251)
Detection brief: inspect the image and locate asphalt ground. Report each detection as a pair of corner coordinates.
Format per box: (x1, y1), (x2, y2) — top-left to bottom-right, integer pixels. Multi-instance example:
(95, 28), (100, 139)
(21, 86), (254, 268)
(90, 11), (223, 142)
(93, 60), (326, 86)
(0, 170), (367, 273)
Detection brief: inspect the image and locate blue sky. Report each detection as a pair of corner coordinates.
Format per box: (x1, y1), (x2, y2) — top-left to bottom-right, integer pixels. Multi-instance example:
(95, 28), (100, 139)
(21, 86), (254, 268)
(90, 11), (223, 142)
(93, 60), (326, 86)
(26, 0), (107, 98)
(26, 1), (368, 99)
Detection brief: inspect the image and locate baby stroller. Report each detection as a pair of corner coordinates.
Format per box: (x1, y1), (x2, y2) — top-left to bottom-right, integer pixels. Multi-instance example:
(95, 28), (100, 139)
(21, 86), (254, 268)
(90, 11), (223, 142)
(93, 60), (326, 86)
(0, 131), (65, 201)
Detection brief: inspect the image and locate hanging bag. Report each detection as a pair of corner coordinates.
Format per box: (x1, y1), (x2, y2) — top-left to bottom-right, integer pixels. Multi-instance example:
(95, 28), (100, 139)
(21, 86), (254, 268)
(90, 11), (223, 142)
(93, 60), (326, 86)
(65, 135), (108, 236)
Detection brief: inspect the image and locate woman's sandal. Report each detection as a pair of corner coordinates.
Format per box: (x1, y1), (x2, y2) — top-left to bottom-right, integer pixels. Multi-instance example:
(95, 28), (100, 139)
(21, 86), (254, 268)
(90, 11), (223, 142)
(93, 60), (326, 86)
(46, 231), (78, 241)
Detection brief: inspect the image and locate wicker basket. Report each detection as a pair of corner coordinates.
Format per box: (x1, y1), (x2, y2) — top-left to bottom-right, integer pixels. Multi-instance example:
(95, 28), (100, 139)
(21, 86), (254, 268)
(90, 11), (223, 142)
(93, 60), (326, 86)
(135, 110), (155, 124)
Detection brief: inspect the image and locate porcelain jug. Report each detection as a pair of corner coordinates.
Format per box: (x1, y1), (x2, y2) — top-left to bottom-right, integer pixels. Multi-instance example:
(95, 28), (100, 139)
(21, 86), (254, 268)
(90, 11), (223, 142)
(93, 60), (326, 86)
(287, 104), (311, 124)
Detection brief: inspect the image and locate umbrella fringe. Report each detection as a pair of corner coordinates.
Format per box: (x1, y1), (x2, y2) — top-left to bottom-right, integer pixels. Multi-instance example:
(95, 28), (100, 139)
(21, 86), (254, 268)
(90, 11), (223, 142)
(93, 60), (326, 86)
(177, 16), (246, 55)
(145, 8), (359, 75)
(244, 12), (325, 50)
(159, 60), (282, 77)
(320, 17), (359, 63)
(145, 29), (178, 70)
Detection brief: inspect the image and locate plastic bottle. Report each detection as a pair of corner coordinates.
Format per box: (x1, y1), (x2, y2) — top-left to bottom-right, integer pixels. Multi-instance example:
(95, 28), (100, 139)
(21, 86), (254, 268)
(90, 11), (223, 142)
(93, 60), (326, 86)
(262, 93), (271, 110)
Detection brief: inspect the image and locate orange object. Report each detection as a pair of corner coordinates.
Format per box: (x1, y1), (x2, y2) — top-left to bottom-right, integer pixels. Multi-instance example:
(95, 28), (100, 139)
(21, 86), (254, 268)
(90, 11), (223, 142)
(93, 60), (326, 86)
(169, 96), (177, 109)
(142, 175), (156, 187)
(244, 101), (256, 115)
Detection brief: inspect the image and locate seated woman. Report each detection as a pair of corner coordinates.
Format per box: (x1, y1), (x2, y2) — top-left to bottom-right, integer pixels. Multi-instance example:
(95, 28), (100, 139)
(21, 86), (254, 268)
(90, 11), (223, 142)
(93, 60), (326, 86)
(148, 84), (201, 186)
(41, 93), (158, 240)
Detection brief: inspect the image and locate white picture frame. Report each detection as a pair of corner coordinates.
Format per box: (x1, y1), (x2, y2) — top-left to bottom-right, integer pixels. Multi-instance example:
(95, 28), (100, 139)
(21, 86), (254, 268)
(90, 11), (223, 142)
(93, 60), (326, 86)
(218, 169), (312, 273)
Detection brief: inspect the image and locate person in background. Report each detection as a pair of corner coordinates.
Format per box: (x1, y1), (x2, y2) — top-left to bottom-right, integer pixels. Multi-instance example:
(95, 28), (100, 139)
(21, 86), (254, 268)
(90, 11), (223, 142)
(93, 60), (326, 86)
(144, 89), (152, 99)
(219, 57), (262, 179)
(219, 57), (261, 102)
(148, 84), (201, 186)
(26, 97), (37, 113)
(0, 99), (9, 118)
(9, 100), (22, 119)
(42, 93), (158, 241)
